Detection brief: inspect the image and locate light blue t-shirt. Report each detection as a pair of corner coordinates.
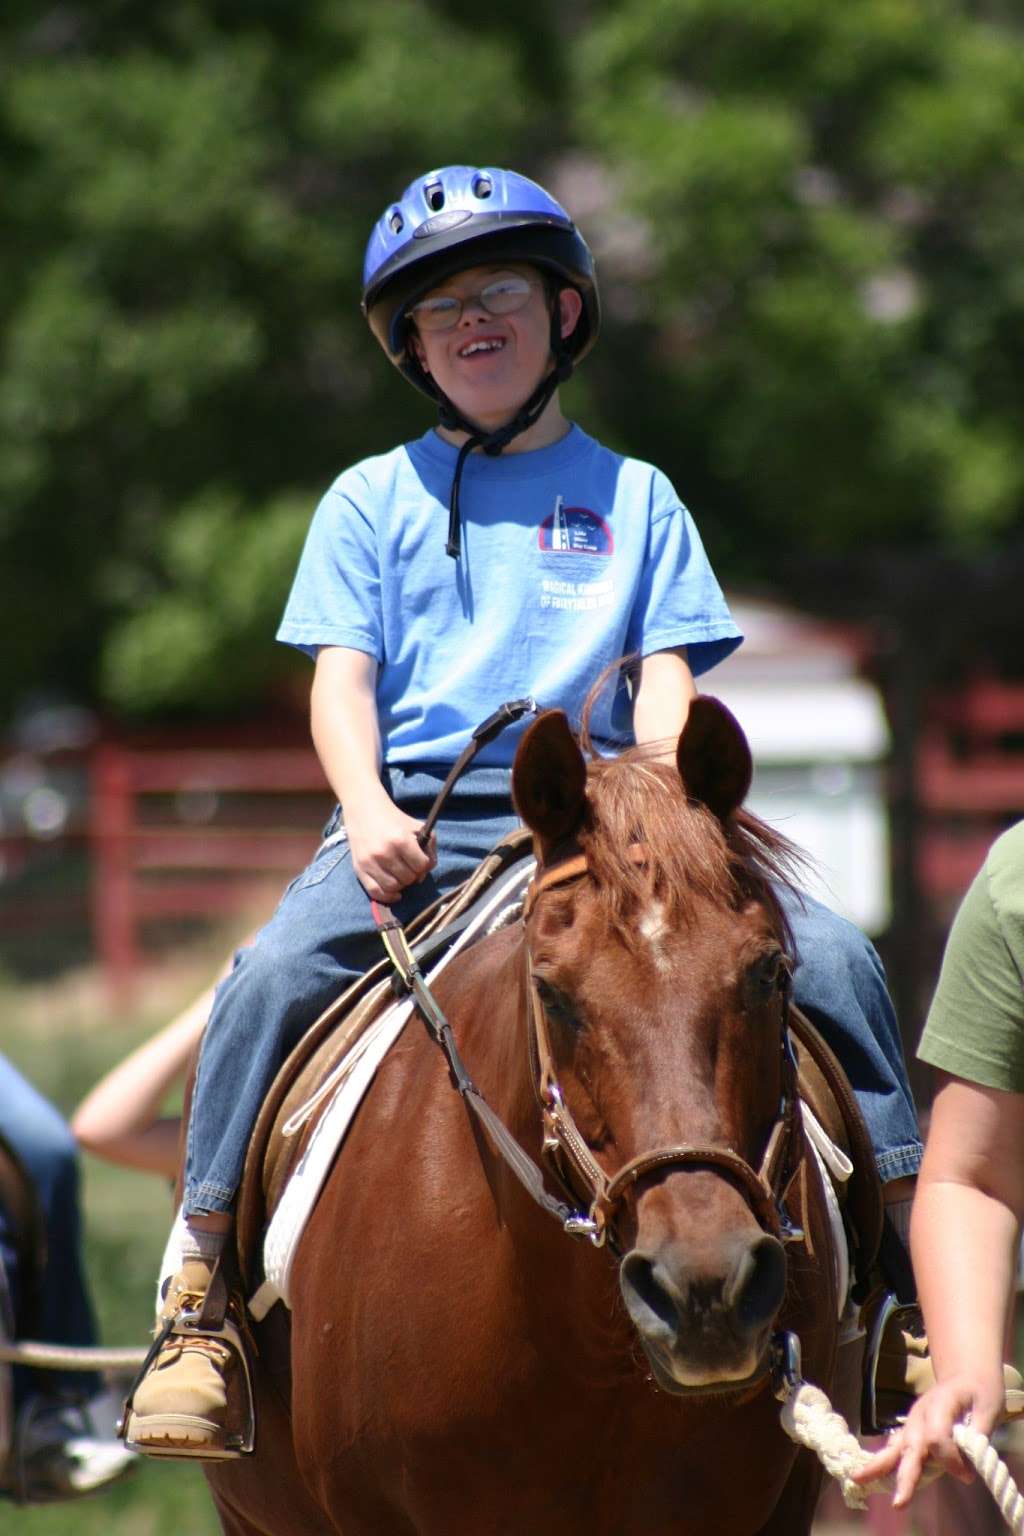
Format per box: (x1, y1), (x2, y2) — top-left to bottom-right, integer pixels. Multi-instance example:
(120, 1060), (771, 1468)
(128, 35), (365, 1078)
(277, 425), (742, 767)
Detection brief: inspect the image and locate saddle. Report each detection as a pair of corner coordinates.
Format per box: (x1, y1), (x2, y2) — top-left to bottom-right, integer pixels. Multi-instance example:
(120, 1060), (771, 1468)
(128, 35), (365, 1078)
(788, 1008), (884, 1297)
(235, 827), (536, 1292)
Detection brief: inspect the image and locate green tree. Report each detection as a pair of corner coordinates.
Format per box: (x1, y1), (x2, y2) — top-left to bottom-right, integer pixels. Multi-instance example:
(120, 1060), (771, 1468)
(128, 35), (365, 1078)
(0, 1), (550, 718)
(1, 0), (1021, 721)
(573, 0), (1024, 573)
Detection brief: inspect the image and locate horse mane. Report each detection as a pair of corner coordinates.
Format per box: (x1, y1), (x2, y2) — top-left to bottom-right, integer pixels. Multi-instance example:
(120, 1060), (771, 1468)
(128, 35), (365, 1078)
(575, 675), (806, 952)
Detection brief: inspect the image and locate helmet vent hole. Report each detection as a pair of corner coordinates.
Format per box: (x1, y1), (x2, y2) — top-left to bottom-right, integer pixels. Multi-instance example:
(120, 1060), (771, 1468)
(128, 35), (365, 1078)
(472, 173), (493, 199)
(388, 208), (404, 234)
(425, 181), (445, 212)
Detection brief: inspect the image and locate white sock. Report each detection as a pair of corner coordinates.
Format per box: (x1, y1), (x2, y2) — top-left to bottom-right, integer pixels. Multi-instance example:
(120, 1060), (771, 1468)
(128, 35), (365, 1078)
(180, 1224), (228, 1263)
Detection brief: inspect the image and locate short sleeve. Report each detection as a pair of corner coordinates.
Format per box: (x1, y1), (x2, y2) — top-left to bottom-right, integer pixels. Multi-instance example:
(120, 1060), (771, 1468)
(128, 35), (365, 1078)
(919, 823), (1024, 1091)
(276, 478), (383, 661)
(624, 479), (742, 677)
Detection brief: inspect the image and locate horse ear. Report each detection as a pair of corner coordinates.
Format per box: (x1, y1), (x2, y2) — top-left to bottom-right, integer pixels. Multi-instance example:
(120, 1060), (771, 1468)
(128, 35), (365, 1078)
(512, 710), (588, 850)
(676, 696), (753, 823)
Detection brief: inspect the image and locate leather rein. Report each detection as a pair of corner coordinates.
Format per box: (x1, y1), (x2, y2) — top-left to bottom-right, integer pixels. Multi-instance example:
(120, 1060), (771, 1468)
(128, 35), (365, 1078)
(376, 839), (807, 1257)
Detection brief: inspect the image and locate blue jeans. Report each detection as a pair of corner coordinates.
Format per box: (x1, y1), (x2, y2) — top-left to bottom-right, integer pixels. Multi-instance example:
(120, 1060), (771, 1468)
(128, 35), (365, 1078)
(185, 765), (517, 1215)
(0, 1053), (101, 1404)
(776, 886), (921, 1183)
(184, 765), (921, 1216)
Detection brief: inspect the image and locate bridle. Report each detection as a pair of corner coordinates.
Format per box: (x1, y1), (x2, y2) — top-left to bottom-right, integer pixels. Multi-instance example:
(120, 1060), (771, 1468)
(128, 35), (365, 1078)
(372, 780), (807, 1259)
(521, 844), (807, 1254)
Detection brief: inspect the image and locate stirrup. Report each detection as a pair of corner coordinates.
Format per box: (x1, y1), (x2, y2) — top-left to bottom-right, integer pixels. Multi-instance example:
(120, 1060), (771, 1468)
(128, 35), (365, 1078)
(861, 1289), (919, 1434)
(117, 1308), (256, 1458)
(862, 1290), (1024, 1434)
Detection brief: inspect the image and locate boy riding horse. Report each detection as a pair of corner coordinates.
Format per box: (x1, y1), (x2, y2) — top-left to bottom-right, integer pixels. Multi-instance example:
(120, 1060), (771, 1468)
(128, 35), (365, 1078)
(124, 166), (922, 1457)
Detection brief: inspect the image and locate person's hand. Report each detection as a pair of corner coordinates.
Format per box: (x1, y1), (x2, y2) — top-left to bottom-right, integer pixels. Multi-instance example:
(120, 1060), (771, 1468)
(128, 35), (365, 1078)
(344, 797), (437, 904)
(853, 1372), (1005, 1508)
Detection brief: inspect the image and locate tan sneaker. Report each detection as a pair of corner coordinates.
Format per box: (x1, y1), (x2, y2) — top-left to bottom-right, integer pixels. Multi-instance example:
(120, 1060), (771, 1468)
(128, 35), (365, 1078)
(121, 1259), (252, 1459)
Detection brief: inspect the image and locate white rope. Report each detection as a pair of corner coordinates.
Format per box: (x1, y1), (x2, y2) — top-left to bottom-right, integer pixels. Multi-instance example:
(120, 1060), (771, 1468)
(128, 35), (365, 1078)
(954, 1422), (1024, 1534)
(0, 1339), (147, 1371)
(779, 1376), (1024, 1533)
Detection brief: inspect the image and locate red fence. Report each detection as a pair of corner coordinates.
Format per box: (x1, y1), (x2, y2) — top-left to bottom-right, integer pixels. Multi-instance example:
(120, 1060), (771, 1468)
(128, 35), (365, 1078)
(916, 676), (1024, 916)
(8, 671), (1018, 1005)
(89, 741), (332, 1001)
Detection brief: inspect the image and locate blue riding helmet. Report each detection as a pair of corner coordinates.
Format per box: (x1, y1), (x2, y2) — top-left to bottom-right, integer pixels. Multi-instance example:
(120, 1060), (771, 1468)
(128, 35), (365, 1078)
(362, 165), (600, 400)
(363, 167), (601, 559)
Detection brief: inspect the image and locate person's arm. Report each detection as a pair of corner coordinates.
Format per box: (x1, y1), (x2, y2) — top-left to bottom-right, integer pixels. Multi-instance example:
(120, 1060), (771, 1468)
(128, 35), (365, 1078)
(632, 647), (697, 755)
(855, 1072), (1024, 1505)
(310, 645), (435, 904)
(71, 984), (215, 1177)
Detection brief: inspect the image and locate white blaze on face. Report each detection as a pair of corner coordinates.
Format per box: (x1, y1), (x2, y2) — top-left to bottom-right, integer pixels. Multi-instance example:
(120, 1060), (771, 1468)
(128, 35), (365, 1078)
(639, 900), (671, 965)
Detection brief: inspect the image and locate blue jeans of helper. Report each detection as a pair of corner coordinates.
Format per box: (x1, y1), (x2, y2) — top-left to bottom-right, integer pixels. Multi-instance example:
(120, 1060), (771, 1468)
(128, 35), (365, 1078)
(0, 1053), (101, 1406)
(184, 764), (922, 1218)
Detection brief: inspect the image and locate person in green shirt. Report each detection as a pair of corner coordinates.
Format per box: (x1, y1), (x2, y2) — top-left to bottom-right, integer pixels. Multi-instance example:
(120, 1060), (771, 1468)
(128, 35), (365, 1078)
(856, 819), (1024, 1508)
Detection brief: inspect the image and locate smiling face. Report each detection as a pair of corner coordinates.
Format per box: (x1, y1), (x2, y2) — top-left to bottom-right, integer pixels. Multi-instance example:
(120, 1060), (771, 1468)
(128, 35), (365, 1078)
(407, 262), (582, 435)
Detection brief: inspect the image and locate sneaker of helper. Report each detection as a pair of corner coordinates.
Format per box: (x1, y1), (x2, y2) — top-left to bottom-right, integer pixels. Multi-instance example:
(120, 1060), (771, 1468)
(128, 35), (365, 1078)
(6, 1387), (137, 1504)
(120, 165), (924, 1460)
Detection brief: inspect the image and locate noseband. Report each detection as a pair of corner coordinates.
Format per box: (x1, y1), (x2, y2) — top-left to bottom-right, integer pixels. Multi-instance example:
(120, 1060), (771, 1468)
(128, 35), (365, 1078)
(521, 846), (805, 1252)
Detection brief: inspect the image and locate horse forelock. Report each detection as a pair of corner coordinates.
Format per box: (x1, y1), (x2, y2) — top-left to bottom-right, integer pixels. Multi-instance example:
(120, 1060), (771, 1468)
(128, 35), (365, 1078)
(580, 748), (800, 950)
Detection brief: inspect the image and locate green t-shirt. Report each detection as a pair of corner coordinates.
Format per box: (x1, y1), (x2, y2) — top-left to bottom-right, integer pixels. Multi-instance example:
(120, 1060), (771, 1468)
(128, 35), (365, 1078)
(918, 820), (1024, 1092)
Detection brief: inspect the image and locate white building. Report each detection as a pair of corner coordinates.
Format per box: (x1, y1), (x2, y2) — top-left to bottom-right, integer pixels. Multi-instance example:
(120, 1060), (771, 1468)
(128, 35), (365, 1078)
(710, 598), (891, 935)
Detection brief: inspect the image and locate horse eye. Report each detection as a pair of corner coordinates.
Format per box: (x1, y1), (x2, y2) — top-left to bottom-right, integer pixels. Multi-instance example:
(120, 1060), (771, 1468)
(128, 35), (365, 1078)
(535, 977), (580, 1030)
(749, 949), (789, 1000)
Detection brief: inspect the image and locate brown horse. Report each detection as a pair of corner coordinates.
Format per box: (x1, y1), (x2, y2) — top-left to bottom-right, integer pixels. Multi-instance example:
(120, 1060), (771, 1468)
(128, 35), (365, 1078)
(208, 698), (841, 1536)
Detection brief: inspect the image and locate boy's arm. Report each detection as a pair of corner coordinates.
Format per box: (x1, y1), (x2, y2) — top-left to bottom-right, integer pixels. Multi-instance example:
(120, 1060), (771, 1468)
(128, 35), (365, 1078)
(310, 645), (434, 904)
(632, 647), (697, 755)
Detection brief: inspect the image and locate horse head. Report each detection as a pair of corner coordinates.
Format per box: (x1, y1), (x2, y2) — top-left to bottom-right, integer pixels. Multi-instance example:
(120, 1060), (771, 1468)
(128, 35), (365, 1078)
(513, 697), (800, 1396)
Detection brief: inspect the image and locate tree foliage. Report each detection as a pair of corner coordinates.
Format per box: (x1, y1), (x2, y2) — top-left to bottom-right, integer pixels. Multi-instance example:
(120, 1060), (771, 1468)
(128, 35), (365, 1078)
(1, 0), (1021, 720)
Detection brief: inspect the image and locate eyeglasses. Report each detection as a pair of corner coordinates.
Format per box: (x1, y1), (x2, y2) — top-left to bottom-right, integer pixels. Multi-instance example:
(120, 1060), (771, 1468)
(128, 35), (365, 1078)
(409, 275), (538, 332)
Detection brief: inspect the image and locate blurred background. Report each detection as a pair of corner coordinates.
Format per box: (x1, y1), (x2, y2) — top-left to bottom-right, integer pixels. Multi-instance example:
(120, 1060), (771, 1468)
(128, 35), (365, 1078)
(1, 1), (1022, 1530)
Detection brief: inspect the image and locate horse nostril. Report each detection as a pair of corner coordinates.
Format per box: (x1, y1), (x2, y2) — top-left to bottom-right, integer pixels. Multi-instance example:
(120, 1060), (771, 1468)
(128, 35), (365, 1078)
(619, 1252), (682, 1336)
(727, 1235), (786, 1334)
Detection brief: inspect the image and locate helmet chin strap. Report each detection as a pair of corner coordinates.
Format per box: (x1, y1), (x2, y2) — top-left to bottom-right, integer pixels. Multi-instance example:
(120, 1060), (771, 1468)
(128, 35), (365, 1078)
(438, 311), (573, 560)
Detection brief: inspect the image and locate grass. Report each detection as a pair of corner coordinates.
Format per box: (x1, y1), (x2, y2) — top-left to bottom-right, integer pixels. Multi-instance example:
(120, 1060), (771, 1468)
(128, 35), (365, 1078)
(1, 935), (239, 1535)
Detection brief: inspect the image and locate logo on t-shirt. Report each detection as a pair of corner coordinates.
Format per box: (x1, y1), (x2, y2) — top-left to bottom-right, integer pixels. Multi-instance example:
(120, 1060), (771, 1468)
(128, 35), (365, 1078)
(538, 497), (613, 557)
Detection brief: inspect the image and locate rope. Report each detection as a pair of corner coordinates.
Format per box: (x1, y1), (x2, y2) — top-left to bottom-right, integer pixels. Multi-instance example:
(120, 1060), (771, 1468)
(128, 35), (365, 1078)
(0, 1339), (148, 1371)
(954, 1423), (1024, 1534)
(779, 1376), (1024, 1533)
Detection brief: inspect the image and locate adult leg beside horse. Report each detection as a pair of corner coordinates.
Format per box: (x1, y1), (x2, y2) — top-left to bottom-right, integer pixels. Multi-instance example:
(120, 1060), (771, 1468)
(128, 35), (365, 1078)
(127, 765), (519, 1460)
(0, 1057), (135, 1501)
(0, 1055), (101, 1401)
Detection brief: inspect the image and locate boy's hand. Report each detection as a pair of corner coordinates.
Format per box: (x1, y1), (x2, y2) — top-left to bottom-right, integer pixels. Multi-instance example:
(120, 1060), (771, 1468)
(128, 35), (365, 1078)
(345, 798), (437, 905)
